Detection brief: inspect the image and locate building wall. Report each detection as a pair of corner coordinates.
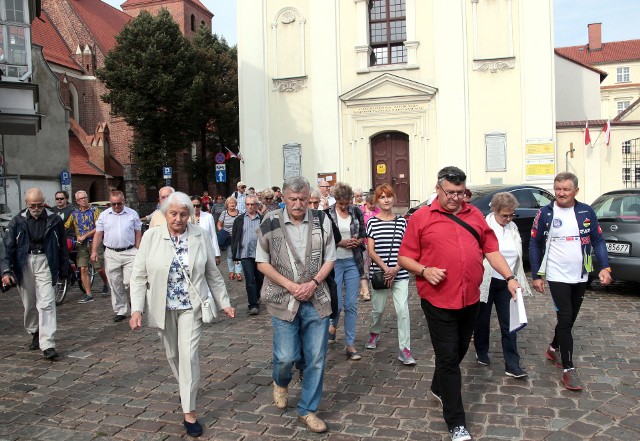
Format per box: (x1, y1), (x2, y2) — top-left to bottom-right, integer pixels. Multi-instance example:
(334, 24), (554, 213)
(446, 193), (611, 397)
(122, 1), (212, 38)
(554, 55), (602, 121)
(557, 124), (640, 204)
(599, 60), (640, 119)
(238, 0), (556, 202)
(1, 47), (70, 212)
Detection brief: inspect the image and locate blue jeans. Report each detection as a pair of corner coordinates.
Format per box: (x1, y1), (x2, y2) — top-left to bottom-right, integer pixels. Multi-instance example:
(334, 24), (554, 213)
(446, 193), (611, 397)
(241, 258), (263, 309)
(272, 301), (329, 416)
(330, 258), (360, 346)
(225, 249), (242, 275)
(474, 278), (520, 371)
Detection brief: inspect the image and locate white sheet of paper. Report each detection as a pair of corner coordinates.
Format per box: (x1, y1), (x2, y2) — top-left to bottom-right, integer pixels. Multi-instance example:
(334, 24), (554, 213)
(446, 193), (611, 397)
(509, 288), (528, 333)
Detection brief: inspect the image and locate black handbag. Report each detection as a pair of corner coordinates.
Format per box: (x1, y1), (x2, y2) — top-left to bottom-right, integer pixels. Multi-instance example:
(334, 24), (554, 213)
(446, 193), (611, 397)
(371, 218), (398, 290)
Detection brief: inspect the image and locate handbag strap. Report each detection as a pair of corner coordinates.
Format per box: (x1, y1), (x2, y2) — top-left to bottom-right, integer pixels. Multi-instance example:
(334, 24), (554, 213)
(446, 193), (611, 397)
(440, 212), (481, 244)
(383, 217), (399, 266)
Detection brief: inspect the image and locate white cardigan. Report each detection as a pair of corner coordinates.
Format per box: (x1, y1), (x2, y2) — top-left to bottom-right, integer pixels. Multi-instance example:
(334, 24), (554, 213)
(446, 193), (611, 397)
(130, 223), (230, 329)
(193, 210), (220, 257)
(479, 213), (532, 302)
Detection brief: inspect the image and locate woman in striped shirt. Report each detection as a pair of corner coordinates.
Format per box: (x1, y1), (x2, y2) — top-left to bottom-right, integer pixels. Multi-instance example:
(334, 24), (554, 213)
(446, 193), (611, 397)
(364, 184), (415, 365)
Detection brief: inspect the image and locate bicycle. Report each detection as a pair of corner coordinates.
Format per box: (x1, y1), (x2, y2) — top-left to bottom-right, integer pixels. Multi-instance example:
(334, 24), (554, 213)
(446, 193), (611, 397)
(55, 237), (96, 306)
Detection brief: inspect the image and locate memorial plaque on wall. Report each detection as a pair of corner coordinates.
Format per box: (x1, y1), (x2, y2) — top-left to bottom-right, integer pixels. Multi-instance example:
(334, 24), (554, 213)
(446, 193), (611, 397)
(485, 131), (507, 172)
(283, 143), (301, 179)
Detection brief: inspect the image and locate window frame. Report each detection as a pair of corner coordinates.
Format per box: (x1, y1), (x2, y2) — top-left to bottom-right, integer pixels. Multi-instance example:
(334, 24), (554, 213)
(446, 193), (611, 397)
(616, 66), (630, 83)
(617, 100), (631, 115)
(0, 0), (31, 81)
(368, 0), (407, 67)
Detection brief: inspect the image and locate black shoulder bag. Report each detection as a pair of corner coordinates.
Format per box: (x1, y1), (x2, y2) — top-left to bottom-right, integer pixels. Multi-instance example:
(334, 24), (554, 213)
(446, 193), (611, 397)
(370, 217), (398, 290)
(440, 212), (481, 245)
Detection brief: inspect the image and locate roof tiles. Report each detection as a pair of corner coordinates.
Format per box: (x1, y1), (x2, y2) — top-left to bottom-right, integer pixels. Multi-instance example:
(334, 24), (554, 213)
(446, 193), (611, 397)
(67, 0), (131, 54)
(31, 11), (81, 71)
(556, 39), (640, 65)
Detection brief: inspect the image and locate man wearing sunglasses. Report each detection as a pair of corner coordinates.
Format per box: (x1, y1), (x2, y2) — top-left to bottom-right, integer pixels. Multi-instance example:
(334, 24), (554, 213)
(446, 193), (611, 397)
(1, 188), (69, 361)
(91, 191), (142, 322)
(399, 166), (521, 441)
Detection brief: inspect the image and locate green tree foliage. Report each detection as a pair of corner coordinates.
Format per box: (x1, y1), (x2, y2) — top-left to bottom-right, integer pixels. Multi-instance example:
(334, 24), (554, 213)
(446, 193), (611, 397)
(96, 10), (197, 186)
(189, 26), (239, 188)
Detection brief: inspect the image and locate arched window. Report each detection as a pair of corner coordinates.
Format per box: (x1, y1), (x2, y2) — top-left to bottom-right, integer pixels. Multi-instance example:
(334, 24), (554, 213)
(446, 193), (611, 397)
(190, 14), (195, 31)
(369, 0), (407, 66)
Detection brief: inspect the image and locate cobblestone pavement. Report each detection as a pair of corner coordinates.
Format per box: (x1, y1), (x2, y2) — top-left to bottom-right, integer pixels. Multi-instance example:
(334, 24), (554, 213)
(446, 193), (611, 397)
(0, 256), (639, 440)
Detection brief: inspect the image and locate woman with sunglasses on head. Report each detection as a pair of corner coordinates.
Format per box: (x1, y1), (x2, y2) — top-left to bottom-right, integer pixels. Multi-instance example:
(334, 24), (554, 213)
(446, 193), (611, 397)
(190, 196), (221, 266)
(473, 192), (531, 378)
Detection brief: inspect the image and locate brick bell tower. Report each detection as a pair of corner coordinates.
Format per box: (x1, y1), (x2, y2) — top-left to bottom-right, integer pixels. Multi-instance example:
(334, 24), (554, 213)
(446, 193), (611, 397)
(121, 0), (213, 39)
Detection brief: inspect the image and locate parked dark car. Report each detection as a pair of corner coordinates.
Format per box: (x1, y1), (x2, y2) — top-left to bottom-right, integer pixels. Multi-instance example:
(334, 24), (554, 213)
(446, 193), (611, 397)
(405, 184), (555, 261)
(590, 189), (640, 283)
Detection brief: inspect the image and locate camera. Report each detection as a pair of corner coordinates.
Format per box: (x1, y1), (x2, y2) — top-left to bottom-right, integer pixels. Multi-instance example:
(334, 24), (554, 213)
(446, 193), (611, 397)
(1, 280), (16, 293)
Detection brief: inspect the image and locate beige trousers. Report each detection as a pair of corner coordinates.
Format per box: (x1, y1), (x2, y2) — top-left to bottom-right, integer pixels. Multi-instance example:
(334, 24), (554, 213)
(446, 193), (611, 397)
(104, 247), (136, 316)
(17, 254), (57, 350)
(158, 308), (203, 413)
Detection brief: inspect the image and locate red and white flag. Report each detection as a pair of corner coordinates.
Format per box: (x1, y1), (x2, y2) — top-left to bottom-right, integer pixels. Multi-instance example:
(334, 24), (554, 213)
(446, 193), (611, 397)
(601, 119), (611, 146)
(584, 121), (591, 146)
(225, 146), (244, 162)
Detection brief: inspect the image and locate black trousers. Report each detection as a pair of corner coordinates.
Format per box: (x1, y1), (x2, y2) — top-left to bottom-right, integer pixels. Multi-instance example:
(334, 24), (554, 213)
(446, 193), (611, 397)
(241, 258), (263, 309)
(548, 281), (587, 369)
(422, 298), (479, 430)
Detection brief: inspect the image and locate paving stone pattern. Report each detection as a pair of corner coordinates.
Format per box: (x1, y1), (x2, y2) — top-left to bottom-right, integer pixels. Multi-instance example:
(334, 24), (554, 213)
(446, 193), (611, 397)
(0, 255), (639, 440)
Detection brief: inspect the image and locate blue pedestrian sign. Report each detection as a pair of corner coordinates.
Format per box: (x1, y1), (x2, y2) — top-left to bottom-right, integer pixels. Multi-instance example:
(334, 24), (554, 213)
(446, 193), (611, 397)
(214, 152), (226, 164)
(163, 167), (172, 179)
(215, 170), (227, 183)
(60, 170), (71, 185)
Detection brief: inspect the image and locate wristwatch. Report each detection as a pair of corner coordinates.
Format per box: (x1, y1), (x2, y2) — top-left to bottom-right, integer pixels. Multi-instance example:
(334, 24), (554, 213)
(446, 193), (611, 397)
(505, 275), (517, 282)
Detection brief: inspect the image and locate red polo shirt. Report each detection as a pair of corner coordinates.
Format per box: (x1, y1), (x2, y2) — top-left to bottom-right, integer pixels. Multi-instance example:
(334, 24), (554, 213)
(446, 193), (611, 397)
(399, 200), (499, 309)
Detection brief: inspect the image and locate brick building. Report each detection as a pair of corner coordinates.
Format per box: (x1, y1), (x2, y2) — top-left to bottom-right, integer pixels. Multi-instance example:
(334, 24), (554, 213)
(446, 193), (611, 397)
(31, 0), (214, 205)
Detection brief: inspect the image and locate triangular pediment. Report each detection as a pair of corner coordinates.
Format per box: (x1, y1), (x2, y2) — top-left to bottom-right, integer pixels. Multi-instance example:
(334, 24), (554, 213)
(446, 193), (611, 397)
(340, 73), (437, 107)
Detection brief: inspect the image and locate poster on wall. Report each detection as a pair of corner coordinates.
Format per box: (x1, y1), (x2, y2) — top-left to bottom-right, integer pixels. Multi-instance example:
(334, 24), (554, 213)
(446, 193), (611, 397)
(283, 143), (301, 180)
(485, 131), (507, 172)
(525, 138), (555, 181)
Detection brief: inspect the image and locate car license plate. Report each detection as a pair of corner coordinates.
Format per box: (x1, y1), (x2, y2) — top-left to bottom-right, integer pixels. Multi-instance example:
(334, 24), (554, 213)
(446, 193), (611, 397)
(606, 242), (630, 255)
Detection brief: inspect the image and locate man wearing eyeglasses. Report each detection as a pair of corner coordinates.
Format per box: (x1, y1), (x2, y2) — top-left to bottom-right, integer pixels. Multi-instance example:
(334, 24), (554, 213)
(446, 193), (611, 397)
(233, 181), (248, 213)
(65, 190), (110, 303)
(317, 180), (335, 210)
(1, 188), (69, 361)
(231, 195), (263, 315)
(398, 166), (521, 441)
(91, 191), (142, 322)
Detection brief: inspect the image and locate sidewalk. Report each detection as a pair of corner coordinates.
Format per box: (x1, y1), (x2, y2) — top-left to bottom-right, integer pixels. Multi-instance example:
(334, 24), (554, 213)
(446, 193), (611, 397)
(0, 267), (639, 440)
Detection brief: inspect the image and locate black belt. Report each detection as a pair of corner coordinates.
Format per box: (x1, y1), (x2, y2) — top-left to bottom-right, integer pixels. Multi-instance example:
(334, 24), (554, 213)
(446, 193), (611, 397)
(105, 245), (135, 252)
(28, 249), (44, 255)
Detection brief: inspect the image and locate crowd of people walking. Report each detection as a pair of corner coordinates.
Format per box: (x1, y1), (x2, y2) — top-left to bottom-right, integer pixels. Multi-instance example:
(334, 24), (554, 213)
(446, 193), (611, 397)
(0, 168), (614, 440)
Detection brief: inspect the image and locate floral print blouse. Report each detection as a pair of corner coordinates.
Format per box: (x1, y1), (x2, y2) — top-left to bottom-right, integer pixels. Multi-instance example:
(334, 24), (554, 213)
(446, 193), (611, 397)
(166, 232), (192, 310)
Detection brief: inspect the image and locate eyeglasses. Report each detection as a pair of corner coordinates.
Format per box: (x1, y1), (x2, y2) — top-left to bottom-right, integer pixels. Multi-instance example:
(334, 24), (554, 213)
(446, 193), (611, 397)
(193, 204), (201, 207)
(246, 203), (257, 206)
(111, 202), (124, 206)
(319, 185), (330, 188)
(76, 196), (87, 200)
(498, 213), (518, 220)
(438, 184), (466, 199)
(55, 197), (65, 201)
(265, 197), (273, 200)
(28, 203), (45, 209)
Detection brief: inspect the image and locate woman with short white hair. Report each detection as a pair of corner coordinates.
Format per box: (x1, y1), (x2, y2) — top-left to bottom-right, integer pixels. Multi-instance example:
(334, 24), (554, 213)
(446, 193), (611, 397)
(130, 192), (235, 437)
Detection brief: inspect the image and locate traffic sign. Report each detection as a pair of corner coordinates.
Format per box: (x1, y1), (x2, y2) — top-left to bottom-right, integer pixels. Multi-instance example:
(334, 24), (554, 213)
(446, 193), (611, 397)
(163, 167), (172, 179)
(215, 170), (227, 183)
(215, 164), (226, 172)
(214, 152), (226, 164)
(60, 170), (71, 185)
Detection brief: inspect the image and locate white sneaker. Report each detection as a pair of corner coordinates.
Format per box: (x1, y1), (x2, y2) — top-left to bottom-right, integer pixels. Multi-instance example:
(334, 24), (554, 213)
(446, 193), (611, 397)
(449, 425), (472, 441)
(398, 347), (416, 366)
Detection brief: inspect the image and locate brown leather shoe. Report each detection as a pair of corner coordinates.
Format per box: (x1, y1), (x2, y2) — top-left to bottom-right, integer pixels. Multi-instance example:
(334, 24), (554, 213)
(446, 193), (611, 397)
(273, 381), (288, 409)
(298, 412), (327, 433)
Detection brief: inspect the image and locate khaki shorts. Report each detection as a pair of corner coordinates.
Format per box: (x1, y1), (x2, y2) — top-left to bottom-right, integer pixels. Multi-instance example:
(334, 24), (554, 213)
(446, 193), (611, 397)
(76, 240), (104, 269)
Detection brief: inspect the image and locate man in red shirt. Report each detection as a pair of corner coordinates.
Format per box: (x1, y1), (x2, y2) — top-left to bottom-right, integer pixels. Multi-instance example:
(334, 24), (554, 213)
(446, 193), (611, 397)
(399, 166), (521, 441)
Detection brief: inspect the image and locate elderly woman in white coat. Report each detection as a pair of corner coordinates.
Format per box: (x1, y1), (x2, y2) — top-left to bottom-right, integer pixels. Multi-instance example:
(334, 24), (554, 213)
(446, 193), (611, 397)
(474, 192), (531, 378)
(129, 192), (235, 438)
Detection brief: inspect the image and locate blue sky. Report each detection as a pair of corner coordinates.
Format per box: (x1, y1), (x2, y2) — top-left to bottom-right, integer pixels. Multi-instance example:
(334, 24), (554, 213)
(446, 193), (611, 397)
(103, 0), (637, 48)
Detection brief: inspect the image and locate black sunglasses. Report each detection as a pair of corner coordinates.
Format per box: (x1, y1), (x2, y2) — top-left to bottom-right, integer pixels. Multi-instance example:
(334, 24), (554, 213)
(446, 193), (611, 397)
(438, 172), (466, 184)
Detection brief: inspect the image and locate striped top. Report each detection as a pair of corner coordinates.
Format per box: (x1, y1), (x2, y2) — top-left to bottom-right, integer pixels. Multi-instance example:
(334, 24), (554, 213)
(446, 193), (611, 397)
(219, 210), (238, 234)
(366, 216), (409, 280)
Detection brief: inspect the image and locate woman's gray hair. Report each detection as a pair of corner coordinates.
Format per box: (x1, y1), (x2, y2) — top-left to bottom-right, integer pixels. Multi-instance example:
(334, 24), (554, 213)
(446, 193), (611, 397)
(490, 192), (519, 213)
(161, 191), (194, 217)
(262, 188), (274, 199)
(332, 182), (354, 202)
(283, 176), (310, 193)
